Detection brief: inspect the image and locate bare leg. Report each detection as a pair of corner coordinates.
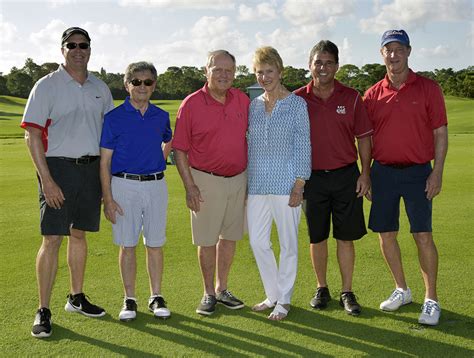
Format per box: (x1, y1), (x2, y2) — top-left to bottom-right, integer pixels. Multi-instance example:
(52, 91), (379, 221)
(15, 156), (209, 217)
(310, 241), (328, 288)
(413, 232), (438, 301)
(215, 239), (236, 293)
(67, 228), (87, 295)
(37, 235), (63, 308)
(198, 245), (216, 295)
(379, 231), (408, 290)
(119, 246), (137, 298)
(336, 240), (355, 292)
(146, 246), (163, 296)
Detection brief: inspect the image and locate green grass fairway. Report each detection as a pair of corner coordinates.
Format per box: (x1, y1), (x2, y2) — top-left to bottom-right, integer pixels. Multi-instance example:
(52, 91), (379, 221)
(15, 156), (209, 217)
(0, 96), (473, 356)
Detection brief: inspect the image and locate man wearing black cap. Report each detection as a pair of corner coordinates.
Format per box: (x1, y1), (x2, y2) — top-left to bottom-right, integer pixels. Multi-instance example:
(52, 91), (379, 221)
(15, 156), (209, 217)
(364, 29), (448, 326)
(22, 27), (114, 338)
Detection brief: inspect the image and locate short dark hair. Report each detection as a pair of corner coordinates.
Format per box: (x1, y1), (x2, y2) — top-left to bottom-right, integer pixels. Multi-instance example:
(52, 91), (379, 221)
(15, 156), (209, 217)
(123, 62), (158, 84)
(309, 40), (339, 64)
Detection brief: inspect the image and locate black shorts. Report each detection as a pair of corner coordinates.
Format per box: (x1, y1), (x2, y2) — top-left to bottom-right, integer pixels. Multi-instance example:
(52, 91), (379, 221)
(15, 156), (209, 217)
(303, 163), (367, 243)
(38, 157), (101, 236)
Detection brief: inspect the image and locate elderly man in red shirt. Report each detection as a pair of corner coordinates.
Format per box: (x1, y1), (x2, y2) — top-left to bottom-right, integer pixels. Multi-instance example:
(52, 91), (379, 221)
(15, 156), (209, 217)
(364, 30), (448, 326)
(172, 50), (250, 316)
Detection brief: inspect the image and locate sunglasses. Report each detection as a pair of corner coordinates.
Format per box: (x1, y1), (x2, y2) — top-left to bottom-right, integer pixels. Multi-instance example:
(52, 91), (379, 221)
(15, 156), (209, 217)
(64, 42), (90, 50)
(130, 79), (155, 87)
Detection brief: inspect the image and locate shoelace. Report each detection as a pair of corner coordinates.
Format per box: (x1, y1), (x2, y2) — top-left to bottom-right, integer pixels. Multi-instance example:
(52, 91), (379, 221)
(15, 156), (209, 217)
(203, 295), (214, 304)
(342, 292), (357, 304)
(222, 290), (234, 299)
(422, 301), (439, 315)
(389, 290), (403, 301)
(38, 309), (51, 323)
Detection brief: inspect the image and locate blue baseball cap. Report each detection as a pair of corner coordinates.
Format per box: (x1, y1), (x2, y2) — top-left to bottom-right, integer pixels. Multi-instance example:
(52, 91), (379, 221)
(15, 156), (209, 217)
(381, 29), (410, 47)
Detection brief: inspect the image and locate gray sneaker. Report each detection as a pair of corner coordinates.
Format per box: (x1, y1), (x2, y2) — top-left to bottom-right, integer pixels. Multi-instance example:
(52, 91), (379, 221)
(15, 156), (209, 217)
(196, 294), (217, 316)
(216, 289), (244, 310)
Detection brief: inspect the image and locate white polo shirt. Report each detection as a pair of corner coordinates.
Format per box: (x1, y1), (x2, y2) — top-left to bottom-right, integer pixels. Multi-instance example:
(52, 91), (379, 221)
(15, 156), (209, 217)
(21, 64), (114, 157)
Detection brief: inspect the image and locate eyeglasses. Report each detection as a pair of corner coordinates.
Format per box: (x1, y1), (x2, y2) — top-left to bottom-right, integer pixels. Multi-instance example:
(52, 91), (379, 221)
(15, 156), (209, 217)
(130, 79), (155, 87)
(64, 42), (90, 50)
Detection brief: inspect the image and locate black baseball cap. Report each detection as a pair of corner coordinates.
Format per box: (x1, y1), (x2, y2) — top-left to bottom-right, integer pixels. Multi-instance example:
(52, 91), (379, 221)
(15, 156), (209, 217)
(61, 27), (91, 45)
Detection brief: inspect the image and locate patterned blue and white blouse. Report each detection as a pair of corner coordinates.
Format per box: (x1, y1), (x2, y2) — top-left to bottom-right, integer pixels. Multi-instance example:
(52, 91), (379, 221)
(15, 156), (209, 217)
(248, 92), (311, 195)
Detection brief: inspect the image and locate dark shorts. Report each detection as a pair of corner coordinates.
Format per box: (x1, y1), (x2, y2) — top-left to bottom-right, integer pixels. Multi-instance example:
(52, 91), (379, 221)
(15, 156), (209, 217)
(369, 161), (432, 233)
(38, 157), (101, 236)
(303, 163), (367, 243)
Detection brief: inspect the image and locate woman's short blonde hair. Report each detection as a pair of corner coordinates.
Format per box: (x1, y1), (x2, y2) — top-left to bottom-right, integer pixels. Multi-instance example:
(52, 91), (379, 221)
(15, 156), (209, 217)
(252, 46), (284, 73)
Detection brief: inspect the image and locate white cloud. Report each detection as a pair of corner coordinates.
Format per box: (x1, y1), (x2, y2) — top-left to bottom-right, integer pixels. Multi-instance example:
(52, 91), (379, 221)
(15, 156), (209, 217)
(360, 0), (472, 33)
(339, 37), (353, 65)
(238, 2), (278, 22)
(97, 23), (128, 36)
(0, 15), (18, 45)
(118, 0), (234, 10)
(282, 0), (354, 26)
(47, 0), (76, 8)
(418, 45), (455, 58)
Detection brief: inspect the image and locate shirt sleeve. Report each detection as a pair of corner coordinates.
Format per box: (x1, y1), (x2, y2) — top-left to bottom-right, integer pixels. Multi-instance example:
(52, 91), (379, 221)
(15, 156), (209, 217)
(99, 113), (116, 150)
(293, 98), (312, 180)
(171, 100), (191, 152)
(426, 81), (448, 129)
(21, 79), (51, 129)
(354, 94), (373, 138)
(163, 112), (172, 143)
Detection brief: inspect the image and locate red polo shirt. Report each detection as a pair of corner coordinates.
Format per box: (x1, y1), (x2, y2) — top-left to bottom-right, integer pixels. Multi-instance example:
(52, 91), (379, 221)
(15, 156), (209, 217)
(364, 70), (447, 165)
(172, 83), (250, 176)
(295, 80), (373, 170)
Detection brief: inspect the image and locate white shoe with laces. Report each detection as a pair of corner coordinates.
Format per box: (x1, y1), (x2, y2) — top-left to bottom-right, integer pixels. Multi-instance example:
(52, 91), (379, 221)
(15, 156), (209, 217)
(418, 299), (441, 325)
(380, 288), (412, 311)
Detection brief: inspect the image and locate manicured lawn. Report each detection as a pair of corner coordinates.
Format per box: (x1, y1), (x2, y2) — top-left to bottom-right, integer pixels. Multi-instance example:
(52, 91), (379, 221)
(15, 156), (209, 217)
(0, 96), (473, 356)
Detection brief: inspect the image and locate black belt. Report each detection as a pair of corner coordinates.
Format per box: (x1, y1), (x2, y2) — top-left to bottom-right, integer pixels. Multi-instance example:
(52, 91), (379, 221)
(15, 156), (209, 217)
(192, 167), (241, 178)
(54, 156), (100, 165)
(113, 172), (164, 181)
(315, 162), (356, 174)
(384, 162), (427, 169)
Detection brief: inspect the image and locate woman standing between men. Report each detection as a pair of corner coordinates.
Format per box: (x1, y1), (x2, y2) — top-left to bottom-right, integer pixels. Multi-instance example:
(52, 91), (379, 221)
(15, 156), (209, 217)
(99, 62), (172, 321)
(247, 47), (311, 320)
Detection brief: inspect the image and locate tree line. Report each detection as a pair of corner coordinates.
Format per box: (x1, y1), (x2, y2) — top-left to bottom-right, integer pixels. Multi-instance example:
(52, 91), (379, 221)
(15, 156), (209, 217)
(1, 58), (472, 99)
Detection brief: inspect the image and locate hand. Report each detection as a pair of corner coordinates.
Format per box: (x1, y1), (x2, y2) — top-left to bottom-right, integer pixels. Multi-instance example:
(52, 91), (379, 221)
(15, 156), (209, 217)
(425, 170), (443, 200)
(42, 179), (65, 209)
(288, 186), (304, 207)
(356, 173), (371, 198)
(186, 184), (203, 212)
(103, 199), (124, 224)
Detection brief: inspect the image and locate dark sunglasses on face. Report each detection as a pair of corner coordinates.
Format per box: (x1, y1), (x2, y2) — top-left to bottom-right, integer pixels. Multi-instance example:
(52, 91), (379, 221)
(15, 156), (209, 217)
(64, 42), (90, 50)
(130, 79), (155, 87)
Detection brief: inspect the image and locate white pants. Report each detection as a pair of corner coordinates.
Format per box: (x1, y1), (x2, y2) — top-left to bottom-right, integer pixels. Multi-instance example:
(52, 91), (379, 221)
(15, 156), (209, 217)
(247, 195), (301, 304)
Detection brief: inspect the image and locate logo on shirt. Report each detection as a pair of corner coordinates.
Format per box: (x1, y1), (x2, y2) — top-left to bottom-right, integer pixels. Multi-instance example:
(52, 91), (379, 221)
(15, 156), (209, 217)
(336, 105), (346, 114)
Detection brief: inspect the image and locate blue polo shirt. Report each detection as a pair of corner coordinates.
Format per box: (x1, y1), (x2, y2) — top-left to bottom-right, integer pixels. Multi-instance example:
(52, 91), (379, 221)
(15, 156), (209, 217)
(100, 97), (172, 174)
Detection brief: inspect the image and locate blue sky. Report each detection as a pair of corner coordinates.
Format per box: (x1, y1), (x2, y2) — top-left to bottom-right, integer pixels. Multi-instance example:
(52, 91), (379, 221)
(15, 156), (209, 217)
(0, 0), (472, 75)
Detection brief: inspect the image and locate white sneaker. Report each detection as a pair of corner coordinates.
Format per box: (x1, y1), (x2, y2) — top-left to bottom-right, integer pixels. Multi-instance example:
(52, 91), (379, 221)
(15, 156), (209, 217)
(380, 288), (412, 311)
(119, 298), (137, 322)
(418, 299), (441, 325)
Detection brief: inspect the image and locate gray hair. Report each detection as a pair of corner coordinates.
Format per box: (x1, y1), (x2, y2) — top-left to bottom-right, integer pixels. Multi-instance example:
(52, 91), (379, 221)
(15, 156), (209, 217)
(206, 50), (236, 68)
(123, 61), (158, 84)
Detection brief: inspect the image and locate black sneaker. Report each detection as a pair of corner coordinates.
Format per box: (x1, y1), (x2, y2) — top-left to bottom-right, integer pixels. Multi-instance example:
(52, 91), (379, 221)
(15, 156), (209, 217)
(148, 295), (171, 319)
(65, 293), (106, 317)
(31, 307), (52, 338)
(310, 287), (331, 309)
(196, 294), (217, 316)
(216, 289), (244, 310)
(119, 298), (137, 322)
(340, 291), (361, 316)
